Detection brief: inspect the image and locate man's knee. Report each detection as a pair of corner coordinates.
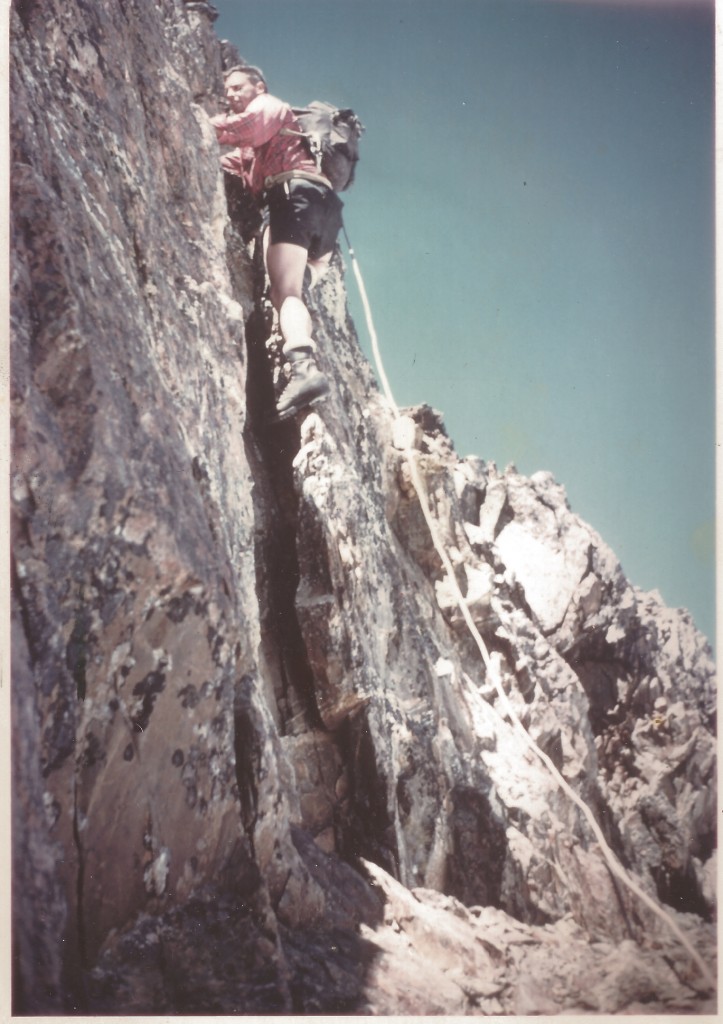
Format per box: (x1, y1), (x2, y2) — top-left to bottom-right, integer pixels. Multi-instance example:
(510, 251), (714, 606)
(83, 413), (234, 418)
(266, 240), (308, 309)
(305, 252), (332, 290)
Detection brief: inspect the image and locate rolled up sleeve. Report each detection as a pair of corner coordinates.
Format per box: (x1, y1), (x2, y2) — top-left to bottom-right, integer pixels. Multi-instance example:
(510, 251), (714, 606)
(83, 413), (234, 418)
(211, 93), (289, 149)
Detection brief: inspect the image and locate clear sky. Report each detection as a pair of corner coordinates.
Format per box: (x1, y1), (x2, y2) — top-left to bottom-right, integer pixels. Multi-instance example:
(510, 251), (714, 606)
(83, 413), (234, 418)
(211, 0), (716, 648)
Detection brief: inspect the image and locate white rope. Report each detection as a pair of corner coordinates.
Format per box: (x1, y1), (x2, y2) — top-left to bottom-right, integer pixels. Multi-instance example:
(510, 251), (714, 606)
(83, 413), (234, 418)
(345, 241), (715, 990)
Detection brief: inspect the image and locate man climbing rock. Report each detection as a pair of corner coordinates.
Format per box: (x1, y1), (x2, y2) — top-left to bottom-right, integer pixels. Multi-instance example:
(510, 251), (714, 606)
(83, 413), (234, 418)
(211, 65), (344, 420)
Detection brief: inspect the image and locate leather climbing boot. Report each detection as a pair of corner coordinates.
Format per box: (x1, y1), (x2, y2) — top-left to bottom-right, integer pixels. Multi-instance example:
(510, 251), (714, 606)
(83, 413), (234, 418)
(274, 348), (330, 421)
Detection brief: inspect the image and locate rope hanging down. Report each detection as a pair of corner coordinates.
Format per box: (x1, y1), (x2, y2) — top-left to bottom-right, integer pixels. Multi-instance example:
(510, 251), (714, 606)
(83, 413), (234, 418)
(342, 227), (714, 990)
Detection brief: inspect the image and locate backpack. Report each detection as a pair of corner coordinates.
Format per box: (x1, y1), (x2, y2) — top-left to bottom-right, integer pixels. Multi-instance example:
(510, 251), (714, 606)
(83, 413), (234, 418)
(290, 102), (364, 192)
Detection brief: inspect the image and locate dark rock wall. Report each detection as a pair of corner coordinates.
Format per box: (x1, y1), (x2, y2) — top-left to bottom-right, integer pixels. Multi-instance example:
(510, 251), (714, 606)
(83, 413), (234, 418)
(11, 0), (716, 1014)
(11, 0), (278, 1010)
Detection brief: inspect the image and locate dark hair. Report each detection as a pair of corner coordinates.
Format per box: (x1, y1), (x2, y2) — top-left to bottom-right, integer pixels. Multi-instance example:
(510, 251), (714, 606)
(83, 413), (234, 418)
(224, 64), (267, 89)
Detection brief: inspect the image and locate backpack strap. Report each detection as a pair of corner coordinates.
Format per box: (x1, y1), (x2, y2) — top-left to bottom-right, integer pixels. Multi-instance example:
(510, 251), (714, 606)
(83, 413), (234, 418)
(280, 125), (323, 172)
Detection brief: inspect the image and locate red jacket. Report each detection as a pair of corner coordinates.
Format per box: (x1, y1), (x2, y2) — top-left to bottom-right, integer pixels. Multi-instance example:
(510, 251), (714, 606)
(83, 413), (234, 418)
(211, 92), (318, 198)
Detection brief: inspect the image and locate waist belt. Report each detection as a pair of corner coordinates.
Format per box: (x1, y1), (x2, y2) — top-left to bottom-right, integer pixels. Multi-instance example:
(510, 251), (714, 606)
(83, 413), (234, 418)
(264, 169), (333, 191)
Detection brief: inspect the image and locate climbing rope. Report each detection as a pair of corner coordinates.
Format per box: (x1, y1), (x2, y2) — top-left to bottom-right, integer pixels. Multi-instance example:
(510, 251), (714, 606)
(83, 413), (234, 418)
(342, 228), (715, 990)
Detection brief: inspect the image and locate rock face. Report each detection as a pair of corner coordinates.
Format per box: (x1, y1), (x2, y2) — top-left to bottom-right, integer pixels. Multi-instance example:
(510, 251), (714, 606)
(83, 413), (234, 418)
(10, 0), (716, 1014)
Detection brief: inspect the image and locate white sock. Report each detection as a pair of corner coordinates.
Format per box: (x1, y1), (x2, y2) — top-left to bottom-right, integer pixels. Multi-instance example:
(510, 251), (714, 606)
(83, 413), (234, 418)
(279, 296), (315, 356)
(306, 263), (323, 289)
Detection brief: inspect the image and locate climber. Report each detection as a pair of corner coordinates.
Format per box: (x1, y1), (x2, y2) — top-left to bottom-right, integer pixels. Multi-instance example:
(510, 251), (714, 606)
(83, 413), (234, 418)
(211, 64), (345, 420)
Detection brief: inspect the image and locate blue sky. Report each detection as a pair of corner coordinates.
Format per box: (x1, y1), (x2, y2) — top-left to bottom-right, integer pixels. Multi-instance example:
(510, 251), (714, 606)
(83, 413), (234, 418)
(212, 0), (716, 648)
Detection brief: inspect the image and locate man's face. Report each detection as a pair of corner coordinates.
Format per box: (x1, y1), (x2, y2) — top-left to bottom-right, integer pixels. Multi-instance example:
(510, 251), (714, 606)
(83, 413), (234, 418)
(225, 72), (263, 113)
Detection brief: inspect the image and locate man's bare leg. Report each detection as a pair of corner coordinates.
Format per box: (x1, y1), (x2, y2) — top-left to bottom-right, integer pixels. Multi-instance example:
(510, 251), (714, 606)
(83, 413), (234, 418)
(264, 239), (310, 349)
(264, 237), (330, 418)
(306, 251), (332, 289)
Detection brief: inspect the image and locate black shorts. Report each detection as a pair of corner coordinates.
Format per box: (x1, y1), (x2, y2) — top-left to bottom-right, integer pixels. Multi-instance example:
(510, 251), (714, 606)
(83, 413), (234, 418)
(267, 179), (344, 260)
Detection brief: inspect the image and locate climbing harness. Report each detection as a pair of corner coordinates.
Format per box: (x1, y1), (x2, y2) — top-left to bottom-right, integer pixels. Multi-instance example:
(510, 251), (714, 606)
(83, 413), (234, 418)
(341, 225), (715, 990)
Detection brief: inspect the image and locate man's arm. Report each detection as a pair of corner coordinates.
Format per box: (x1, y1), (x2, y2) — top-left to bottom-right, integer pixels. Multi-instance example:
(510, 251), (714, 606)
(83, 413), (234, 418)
(211, 92), (289, 149)
(219, 148), (249, 178)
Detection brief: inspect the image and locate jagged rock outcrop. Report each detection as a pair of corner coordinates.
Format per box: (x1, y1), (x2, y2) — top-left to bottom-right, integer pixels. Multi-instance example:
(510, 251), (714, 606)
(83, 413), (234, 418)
(11, 0), (716, 1015)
